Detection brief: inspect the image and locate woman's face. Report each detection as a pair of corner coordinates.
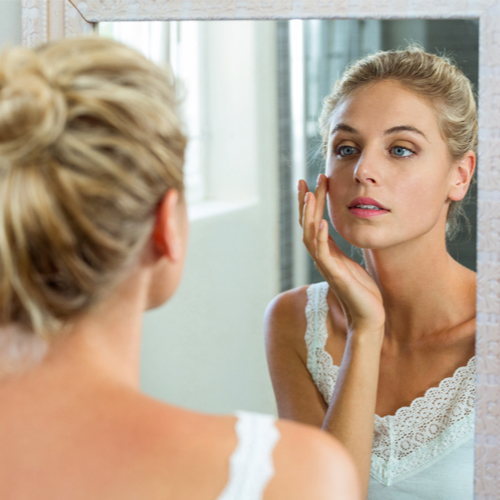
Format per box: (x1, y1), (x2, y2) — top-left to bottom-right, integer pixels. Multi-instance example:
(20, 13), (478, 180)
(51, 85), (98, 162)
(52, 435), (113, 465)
(325, 79), (469, 250)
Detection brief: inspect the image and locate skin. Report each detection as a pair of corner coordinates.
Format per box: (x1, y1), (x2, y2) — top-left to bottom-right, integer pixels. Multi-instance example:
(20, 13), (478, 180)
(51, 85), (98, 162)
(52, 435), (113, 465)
(265, 80), (476, 499)
(0, 190), (359, 499)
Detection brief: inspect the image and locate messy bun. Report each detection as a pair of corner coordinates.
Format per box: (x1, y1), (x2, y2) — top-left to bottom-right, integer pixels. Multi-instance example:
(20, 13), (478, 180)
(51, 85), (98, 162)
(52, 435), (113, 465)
(0, 36), (186, 347)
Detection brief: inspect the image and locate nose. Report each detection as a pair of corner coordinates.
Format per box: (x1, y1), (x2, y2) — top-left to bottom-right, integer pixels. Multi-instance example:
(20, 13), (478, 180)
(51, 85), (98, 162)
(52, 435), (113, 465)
(353, 152), (380, 185)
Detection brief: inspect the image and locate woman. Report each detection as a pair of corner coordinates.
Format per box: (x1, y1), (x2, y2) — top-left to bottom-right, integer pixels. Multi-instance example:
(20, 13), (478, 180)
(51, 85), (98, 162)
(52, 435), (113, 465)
(0, 36), (359, 500)
(265, 47), (476, 500)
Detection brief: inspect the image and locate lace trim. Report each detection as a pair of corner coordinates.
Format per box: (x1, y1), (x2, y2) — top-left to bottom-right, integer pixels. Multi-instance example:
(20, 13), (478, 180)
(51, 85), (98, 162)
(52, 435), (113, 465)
(305, 282), (335, 402)
(371, 413), (474, 485)
(217, 411), (280, 500)
(305, 282), (475, 485)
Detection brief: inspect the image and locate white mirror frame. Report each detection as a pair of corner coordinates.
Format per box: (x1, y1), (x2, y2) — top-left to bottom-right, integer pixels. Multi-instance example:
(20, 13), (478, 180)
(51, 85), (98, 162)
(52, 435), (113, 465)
(20, 1), (500, 497)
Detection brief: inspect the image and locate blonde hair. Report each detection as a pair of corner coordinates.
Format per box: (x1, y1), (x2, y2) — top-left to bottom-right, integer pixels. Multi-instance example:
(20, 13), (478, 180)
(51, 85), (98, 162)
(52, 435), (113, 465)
(319, 46), (477, 237)
(0, 36), (186, 353)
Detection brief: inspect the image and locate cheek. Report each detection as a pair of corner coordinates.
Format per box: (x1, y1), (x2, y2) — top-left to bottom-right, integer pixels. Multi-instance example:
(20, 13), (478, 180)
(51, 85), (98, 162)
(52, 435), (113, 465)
(389, 176), (451, 238)
(401, 174), (448, 213)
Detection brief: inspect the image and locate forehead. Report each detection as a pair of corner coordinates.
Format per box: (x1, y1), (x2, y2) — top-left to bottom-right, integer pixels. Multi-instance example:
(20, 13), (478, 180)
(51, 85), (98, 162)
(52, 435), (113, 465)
(329, 80), (441, 138)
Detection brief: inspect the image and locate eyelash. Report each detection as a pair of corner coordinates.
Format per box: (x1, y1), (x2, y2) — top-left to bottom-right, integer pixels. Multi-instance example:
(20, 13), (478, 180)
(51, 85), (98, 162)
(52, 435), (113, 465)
(334, 145), (417, 158)
(335, 145), (359, 157)
(389, 146), (416, 158)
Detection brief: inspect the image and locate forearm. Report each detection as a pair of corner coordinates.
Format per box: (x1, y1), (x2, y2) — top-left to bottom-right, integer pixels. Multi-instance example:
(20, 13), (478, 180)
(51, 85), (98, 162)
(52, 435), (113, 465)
(322, 331), (383, 499)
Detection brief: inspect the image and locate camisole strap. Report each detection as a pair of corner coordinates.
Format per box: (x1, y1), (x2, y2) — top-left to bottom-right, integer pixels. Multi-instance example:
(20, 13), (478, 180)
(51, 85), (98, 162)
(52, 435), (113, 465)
(305, 282), (340, 404)
(217, 411), (280, 500)
(305, 281), (331, 381)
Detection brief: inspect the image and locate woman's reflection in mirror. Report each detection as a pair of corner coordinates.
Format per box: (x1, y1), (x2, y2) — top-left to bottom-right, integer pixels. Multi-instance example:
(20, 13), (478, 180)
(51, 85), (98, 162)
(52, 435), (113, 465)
(0, 36), (359, 500)
(266, 46), (476, 500)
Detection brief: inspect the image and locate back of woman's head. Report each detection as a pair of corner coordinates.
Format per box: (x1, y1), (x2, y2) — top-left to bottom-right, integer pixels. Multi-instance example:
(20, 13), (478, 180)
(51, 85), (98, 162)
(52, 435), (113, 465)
(319, 46), (477, 237)
(0, 36), (187, 347)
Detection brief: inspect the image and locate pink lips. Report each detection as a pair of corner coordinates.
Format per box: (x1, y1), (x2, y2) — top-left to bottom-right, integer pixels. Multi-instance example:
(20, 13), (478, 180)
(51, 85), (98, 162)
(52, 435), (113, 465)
(348, 197), (390, 218)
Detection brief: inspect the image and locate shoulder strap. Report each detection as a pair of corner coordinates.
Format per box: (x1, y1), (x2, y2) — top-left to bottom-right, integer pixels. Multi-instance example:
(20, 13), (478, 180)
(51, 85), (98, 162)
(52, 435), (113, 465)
(305, 282), (330, 382)
(217, 411), (280, 500)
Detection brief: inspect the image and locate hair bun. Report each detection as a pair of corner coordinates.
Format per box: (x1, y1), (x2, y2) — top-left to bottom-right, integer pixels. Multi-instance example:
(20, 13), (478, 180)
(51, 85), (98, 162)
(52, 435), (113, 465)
(0, 36), (186, 341)
(0, 47), (67, 164)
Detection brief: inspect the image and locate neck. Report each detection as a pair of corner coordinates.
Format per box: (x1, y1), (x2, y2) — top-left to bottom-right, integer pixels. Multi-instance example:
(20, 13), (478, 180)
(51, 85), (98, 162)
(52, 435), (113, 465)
(362, 232), (475, 345)
(41, 268), (149, 390)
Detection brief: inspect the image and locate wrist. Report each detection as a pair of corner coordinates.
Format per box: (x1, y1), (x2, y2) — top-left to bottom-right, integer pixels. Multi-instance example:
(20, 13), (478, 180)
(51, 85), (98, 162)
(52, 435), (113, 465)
(348, 327), (384, 349)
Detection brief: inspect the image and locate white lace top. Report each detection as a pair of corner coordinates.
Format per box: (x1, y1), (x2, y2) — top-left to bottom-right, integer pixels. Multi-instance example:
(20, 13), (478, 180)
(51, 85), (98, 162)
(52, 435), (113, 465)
(305, 281), (475, 498)
(217, 411), (280, 500)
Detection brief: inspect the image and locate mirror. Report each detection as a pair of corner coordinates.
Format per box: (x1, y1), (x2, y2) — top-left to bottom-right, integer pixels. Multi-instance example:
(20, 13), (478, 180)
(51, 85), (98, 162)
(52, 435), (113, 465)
(22, 2), (500, 498)
(97, 15), (478, 388)
(102, 18), (479, 498)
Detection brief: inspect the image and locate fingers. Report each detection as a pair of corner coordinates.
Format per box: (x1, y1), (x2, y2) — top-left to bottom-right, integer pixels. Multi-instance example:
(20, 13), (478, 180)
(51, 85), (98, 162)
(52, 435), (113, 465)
(301, 176), (345, 278)
(314, 219), (338, 284)
(298, 173), (326, 228)
(316, 220), (361, 302)
(313, 174), (328, 230)
(297, 180), (309, 227)
(316, 218), (351, 271)
(302, 190), (318, 256)
(316, 219), (340, 263)
(302, 177), (334, 262)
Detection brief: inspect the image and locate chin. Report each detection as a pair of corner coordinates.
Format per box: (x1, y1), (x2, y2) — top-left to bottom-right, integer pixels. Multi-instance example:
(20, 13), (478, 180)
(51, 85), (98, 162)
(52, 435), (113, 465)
(345, 237), (388, 250)
(335, 224), (394, 250)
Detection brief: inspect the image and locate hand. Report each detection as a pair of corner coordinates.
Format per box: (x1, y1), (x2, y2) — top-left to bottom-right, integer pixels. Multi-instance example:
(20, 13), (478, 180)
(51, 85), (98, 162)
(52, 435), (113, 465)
(298, 175), (385, 336)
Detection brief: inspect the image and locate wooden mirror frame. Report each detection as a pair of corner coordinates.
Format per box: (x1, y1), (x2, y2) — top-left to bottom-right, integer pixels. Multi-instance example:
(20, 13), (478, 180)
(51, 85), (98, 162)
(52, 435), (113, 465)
(20, 1), (500, 497)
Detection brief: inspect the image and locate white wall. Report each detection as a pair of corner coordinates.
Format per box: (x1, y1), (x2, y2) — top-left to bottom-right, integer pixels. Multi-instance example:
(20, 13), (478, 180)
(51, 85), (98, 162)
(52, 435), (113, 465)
(1, 7), (280, 415)
(0, 0), (21, 47)
(140, 21), (280, 415)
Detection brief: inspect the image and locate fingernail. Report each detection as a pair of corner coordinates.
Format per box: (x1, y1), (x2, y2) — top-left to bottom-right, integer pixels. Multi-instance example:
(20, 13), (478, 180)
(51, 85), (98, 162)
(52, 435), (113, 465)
(319, 220), (324, 230)
(304, 192), (310, 203)
(297, 180), (301, 191)
(316, 175), (322, 187)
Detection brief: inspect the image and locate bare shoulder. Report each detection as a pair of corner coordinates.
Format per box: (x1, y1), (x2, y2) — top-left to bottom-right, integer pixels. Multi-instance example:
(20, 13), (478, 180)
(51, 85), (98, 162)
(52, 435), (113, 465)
(265, 285), (310, 323)
(264, 285), (310, 350)
(142, 401), (238, 456)
(87, 394), (240, 500)
(150, 404), (360, 499)
(0, 381), (241, 500)
(264, 286), (331, 424)
(266, 418), (360, 500)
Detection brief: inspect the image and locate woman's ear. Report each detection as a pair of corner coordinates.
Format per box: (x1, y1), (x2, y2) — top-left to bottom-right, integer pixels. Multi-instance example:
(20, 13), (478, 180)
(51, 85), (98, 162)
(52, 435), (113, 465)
(153, 189), (184, 262)
(448, 150), (476, 202)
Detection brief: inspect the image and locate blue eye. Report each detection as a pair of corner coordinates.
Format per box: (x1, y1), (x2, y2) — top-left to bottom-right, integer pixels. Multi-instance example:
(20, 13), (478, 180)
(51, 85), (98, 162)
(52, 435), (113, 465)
(336, 145), (359, 157)
(391, 146), (414, 157)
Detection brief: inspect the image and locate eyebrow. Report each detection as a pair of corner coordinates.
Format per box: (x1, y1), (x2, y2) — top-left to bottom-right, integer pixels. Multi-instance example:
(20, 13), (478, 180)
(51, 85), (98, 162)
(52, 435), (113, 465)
(330, 123), (357, 135)
(384, 125), (428, 141)
(330, 123), (429, 142)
